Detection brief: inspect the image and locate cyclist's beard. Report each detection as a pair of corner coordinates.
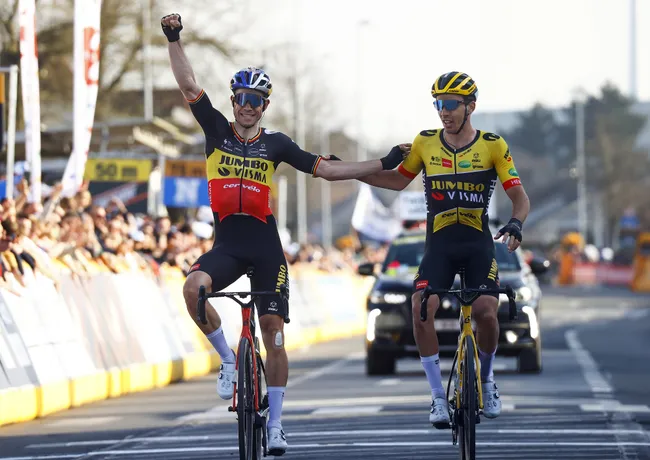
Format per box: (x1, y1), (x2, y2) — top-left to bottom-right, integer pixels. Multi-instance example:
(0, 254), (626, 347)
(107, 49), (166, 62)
(238, 116), (258, 129)
(236, 110), (261, 129)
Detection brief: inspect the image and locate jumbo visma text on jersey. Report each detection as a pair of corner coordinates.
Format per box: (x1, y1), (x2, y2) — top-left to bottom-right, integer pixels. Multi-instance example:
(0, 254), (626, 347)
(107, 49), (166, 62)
(398, 129), (522, 240)
(206, 150), (276, 221)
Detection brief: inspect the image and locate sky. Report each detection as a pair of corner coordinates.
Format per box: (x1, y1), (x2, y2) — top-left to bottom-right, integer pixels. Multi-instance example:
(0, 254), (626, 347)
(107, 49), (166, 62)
(159, 0), (649, 150)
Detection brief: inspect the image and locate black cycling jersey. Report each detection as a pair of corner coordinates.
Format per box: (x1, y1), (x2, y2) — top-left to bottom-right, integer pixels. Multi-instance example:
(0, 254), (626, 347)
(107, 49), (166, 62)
(189, 89), (322, 231)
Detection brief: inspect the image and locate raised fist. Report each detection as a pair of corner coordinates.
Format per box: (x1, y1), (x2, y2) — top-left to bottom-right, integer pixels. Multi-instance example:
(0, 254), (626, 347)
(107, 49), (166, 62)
(161, 13), (183, 42)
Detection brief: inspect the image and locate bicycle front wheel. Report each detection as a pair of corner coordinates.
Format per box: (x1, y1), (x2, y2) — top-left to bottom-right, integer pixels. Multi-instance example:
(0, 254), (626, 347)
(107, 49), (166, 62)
(253, 337), (265, 459)
(459, 335), (477, 460)
(237, 337), (255, 460)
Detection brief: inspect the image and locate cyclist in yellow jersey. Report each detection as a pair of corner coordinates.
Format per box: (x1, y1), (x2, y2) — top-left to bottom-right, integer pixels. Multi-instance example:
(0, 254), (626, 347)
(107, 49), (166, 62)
(358, 71), (530, 427)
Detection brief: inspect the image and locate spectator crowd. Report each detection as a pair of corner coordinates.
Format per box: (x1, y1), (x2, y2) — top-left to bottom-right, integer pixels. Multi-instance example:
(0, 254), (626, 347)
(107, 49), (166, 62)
(0, 179), (387, 295)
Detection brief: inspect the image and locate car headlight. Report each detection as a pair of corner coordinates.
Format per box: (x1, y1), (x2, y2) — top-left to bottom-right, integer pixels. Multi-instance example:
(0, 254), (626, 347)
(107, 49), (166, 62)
(370, 292), (408, 304)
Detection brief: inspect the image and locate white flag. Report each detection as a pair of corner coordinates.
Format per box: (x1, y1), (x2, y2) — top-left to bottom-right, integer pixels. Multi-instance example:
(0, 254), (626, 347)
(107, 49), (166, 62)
(61, 0), (102, 197)
(18, 0), (42, 202)
(351, 184), (402, 242)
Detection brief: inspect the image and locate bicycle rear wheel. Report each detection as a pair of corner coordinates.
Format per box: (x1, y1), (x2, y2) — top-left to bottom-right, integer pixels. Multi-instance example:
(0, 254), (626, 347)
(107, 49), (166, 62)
(459, 335), (477, 460)
(238, 337), (255, 460)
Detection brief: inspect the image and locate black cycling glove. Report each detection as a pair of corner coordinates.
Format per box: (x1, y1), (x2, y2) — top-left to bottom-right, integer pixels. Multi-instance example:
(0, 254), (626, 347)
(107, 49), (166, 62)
(161, 14), (183, 42)
(323, 154), (342, 161)
(380, 145), (404, 170)
(497, 218), (523, 242)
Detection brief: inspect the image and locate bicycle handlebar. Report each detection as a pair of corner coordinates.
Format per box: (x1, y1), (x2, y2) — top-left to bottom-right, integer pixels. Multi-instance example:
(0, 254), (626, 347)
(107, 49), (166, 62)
(197, 284), (290, 326)
(419, 285), (518, 323)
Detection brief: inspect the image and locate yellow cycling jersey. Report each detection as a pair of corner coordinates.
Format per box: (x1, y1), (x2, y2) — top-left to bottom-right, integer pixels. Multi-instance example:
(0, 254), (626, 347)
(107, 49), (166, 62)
(398, 129), (522, 237)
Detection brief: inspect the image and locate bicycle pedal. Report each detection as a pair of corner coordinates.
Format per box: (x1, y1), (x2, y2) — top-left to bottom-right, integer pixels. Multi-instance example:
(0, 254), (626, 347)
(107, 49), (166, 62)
(227, 406), (235, 412)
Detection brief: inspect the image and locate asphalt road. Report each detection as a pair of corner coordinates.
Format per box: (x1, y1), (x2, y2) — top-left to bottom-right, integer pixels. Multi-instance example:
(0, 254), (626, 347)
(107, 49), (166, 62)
(1, 285), (649, 460)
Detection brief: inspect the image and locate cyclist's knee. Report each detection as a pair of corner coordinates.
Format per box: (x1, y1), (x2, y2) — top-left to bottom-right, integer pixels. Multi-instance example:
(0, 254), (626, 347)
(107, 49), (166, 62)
(183, 271), (212, 313)
(260, 316), (284, 350)
(473, 296), (498, 322)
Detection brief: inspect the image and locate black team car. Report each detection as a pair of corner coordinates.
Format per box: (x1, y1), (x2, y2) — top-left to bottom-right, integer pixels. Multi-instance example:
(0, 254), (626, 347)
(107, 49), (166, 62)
(358, 228), (548, 375)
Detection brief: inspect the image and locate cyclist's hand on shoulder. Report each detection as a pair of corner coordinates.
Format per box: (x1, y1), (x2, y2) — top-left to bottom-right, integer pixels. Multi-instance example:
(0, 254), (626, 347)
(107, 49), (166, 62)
(380, 145), (407, 170)
(398, 143), (412, 158)
(161, 13), (183, 42)
(494, 218), (523, 252)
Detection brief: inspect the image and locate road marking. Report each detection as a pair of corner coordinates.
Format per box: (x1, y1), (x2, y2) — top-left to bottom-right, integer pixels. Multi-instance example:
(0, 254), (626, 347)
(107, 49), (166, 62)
(580, 403), (650, 413)
(377, 378), (400, 386)
(287, 352), (362, 389)
(43, 417), (121, 428)
(565, 329), (613, 393)
(311, 405), (382, 415)
(27, 427), (650, 449)
(178, 392), (646, 423)
(8, 441), (650, 459)
(177, 352), (361, 423)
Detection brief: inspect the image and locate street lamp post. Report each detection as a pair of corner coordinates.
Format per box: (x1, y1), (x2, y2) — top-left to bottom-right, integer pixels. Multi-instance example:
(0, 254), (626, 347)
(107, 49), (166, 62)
(574, 90), (588, 240)
(356, 20), (369, 163)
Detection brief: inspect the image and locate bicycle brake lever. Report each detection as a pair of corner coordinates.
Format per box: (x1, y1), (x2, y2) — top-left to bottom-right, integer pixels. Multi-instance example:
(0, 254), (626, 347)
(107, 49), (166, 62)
(505, 285), (518, 321)
(279, 284), (290, 324)
(197, 285), (208, 325)
(420, 287), (430, 322)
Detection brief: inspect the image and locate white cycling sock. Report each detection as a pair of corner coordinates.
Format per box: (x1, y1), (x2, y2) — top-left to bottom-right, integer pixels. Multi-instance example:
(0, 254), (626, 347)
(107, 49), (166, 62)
(421, 354), (446, 399)
(267, 386), (285, 429)
(205, 327), (235, 364)
(479, 348), (496, 383)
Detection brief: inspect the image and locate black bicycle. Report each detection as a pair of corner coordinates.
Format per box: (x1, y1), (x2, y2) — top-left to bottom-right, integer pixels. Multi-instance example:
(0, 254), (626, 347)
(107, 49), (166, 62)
(420, 268), (517, 460)
(197, 266), (289, 460)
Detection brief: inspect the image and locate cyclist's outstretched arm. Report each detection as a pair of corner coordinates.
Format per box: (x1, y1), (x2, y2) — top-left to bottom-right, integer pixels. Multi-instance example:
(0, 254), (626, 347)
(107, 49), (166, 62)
(315, 143), (411, 183)
(162, 14), (201, 101)
(357, 170), (413, 190)
(314, 157), (387, 181)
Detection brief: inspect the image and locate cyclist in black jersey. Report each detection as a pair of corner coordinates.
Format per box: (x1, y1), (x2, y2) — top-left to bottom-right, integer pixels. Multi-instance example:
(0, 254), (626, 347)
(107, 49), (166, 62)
(357, 71), (531, 427)
(161, 14), (407, 455)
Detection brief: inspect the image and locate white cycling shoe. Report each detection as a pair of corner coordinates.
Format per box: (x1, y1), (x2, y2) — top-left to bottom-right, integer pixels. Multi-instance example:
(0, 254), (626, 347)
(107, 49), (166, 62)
(217, 351), (236, 400)
(481, 381), (502, 419)
(429, 397), (451, 429)
(267, 424), (288, 456)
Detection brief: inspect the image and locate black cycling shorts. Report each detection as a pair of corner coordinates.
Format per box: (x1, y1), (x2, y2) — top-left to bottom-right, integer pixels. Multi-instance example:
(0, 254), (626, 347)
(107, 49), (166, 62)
(413, 237), (500, 299)
(188, 214), (289, 318)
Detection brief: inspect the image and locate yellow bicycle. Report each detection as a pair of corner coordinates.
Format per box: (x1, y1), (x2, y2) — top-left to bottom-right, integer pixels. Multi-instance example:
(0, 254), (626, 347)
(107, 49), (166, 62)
(419, 268), (517, 460)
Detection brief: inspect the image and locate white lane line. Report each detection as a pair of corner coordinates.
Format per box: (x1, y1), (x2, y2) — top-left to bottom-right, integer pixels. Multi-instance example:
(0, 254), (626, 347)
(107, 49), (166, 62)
(26, 428), (650, 449)
(565, 329), (613, 393)
(287, 351), (362, 389)
(580, 403), (650, 413)
(177, 352), (361, 423)
(311, 406), (382, 415)
(377, 378), (400, 386)
(9, 440), (650, 459)
(43, 417), (121, 428)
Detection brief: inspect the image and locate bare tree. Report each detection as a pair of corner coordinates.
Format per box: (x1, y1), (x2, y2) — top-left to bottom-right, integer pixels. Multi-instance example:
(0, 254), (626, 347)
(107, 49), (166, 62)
(0, 0), (247, 126)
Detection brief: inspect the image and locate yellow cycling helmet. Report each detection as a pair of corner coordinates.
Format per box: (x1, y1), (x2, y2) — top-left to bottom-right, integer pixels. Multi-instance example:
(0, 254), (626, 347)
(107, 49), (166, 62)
(431, 71), (478, 101)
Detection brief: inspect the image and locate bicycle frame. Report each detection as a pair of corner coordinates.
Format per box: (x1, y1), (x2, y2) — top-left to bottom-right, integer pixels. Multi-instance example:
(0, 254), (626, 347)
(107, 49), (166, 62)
(420, 277), (518, 415)
(196, 283), (289, 413)
(233, 298), (260, 412)
(456, 302), (483, 411)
